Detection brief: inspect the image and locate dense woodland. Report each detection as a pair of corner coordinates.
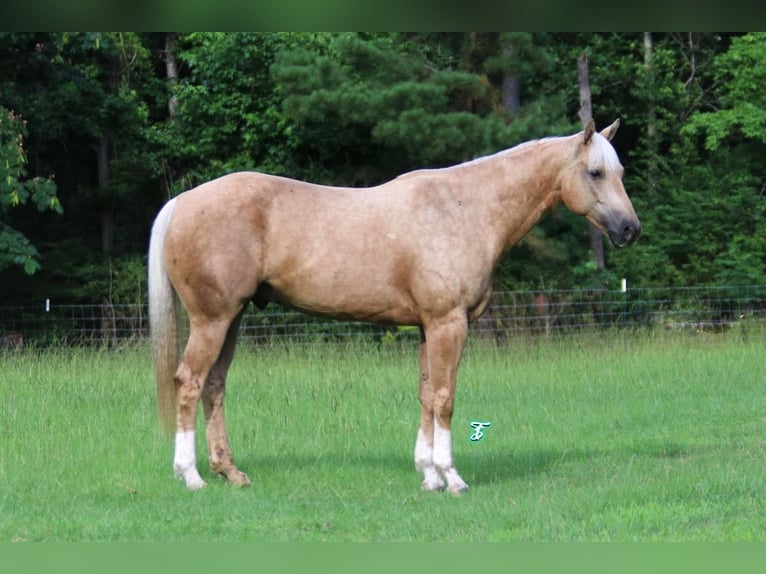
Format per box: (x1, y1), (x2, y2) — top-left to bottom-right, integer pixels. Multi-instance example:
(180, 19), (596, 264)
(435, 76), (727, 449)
(1, 32), (765, 307)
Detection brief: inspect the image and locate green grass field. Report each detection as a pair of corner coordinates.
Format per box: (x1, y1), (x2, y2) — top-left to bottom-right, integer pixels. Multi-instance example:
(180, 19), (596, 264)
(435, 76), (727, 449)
(1, 329), (764, 541)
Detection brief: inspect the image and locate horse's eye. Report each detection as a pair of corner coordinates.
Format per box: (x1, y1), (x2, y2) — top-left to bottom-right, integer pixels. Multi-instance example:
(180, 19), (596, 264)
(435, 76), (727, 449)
(588, 169), (602, 179)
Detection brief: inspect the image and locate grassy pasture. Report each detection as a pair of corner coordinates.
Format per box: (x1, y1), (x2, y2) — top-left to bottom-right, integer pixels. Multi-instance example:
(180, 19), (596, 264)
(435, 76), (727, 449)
(1, 329), (764, 541)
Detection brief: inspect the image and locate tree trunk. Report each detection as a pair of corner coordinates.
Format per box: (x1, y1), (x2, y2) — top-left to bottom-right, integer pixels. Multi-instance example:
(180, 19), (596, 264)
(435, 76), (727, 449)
(98, 132), (113, 255)
(577, 52), (605, 270)
(502, 41), (521, 118)
(165, 33), (179, 117)
(644, 32), (657, 195)
(644, 32), (655, 139)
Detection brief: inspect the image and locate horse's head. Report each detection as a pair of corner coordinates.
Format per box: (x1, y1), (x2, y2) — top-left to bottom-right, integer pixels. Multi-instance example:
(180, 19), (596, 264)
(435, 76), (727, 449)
(559, 119), (641, 247)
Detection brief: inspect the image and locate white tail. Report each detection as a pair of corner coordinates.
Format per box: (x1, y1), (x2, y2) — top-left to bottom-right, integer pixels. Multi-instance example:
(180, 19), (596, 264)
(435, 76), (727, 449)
(148, 198), (179, 435)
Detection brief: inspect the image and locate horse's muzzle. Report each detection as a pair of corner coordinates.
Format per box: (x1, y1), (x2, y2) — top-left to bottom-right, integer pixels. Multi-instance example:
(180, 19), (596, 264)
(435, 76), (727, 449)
(609, 219), (641, 247)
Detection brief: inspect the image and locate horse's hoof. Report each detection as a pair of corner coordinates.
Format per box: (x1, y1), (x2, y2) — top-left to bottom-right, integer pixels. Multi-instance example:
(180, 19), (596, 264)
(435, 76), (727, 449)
(448, 484), (469, 496)
(421, 479), (446, 492)
(185, 477), (206, 490)
(176, 466), (206, 490)
(226, 470), (252, 487)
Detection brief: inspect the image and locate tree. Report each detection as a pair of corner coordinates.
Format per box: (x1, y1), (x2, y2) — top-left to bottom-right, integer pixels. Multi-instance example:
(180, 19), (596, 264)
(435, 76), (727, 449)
(273, 33), (574, 187)
(0, 33), (159, 254)
(684, 32), (766, 150)
(0, 33), (163, 303)
(58, 33), (155, 256)
(0, 106), (61, 274)
(155, 32), (304, 194)
(680, 32), (766, 284)
(273, 33), (489, 185)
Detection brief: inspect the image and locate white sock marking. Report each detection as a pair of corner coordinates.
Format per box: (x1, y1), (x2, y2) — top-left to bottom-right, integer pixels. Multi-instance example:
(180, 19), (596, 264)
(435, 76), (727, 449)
(433, 419), (468, 493)
(414, 428), (432, 471)
(432, 419), (452, 470)
(174, 430), (205, 489)
(414, 427), (444, 490)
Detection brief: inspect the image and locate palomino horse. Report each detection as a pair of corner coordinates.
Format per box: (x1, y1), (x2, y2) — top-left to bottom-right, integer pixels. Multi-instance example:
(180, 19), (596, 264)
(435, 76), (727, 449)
(149, 119), (640, 493)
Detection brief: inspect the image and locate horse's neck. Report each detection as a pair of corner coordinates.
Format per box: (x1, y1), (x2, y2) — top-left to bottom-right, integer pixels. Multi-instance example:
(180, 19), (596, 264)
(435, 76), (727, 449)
(463, 137), (571, 255)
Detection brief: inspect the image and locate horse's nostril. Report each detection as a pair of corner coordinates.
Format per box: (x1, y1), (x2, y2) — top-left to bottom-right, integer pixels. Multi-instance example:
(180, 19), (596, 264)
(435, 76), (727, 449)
(623, 223), (640, 243)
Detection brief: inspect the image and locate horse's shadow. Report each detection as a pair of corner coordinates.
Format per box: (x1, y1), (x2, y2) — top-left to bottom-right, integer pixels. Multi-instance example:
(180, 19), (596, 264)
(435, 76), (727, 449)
(462, 440), (693, 487)
(229, 441), (692, 488)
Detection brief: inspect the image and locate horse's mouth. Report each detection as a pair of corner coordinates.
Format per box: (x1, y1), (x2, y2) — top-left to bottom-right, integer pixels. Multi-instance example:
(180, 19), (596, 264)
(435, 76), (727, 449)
(589, 213), (641, 248)
(608, 220), (641, 247)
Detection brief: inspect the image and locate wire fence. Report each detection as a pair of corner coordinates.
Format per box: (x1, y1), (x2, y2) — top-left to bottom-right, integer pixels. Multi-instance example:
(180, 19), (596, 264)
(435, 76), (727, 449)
(1, 285), (765, 349)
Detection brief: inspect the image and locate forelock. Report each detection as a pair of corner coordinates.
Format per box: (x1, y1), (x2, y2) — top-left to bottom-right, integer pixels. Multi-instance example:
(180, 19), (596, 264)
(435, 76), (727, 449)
(589, 133), (622, 172)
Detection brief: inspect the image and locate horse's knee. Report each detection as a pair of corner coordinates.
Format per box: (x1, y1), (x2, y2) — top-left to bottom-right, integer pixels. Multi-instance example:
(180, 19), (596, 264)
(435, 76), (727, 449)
(418, 385), (433, 408)
(433, 387), (454, 420)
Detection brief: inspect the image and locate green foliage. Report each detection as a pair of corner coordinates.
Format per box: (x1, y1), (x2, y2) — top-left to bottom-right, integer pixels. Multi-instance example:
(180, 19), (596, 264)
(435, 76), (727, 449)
(273, 33), (572, 185)
(609, 33), (766, 287)
(0, 106), (60, 274)
(599, 33), (766, 288)
(70, 255), (148, 305)
(155, 32), (306, 191)
(1, 32), (765, 304)
(685, 33), (766, 150)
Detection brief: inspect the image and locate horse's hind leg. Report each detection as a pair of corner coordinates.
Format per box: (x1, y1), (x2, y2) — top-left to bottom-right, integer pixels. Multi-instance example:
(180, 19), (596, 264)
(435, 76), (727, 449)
(173, 317), (232, 489)
(201, 310), (251, 486)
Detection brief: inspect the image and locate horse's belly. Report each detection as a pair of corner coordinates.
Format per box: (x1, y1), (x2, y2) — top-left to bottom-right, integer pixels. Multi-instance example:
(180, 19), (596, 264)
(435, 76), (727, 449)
(260, 276), (420, 326)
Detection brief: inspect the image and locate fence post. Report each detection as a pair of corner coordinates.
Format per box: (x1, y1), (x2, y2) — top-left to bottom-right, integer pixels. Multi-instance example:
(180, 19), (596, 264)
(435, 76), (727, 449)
(620, 279), (628, 327)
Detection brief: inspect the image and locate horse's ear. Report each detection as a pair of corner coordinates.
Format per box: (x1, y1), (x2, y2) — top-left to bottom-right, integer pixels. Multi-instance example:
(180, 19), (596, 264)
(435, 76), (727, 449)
(583, 120), (596, 145)
(600, 119), (620, 141)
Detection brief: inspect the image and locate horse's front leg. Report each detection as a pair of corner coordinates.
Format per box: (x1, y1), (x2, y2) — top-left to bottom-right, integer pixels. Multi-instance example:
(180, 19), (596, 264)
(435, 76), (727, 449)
(414, 328), (445, 491)
(416, 314), (469, 495)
